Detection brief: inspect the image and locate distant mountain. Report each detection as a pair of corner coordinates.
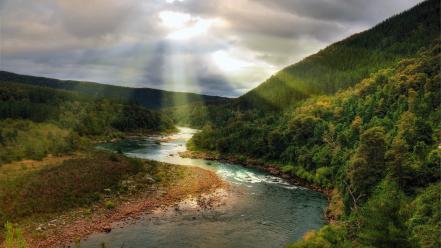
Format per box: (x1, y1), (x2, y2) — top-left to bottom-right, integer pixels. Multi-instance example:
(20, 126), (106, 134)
(0, 71), (228, 109)
(240, 0), (440, 110)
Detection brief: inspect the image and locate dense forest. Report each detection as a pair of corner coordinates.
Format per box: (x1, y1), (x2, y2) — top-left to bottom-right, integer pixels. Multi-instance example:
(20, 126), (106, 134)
(184, 0), (441, 247)
(0, 71), (228, 109)
(0, 82), (174, 164)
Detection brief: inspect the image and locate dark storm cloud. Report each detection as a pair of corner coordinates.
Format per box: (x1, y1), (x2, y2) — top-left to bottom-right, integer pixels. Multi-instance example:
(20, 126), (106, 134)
(0, 0), (424, 97)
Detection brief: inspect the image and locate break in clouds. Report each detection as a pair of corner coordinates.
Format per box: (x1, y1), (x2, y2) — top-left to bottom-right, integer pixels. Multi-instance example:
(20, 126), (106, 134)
(0, 0), (423, 97)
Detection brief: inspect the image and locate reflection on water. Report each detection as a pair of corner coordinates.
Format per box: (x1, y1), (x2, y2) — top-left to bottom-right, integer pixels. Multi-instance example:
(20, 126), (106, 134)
(82, 127), (327, 248)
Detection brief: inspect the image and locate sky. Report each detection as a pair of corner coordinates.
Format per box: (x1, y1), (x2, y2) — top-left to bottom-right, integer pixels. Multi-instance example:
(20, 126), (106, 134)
(0, 0), (423, 97)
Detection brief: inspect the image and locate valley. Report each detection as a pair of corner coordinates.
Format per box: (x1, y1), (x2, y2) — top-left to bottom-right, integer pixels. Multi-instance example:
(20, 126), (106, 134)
(0, 0), (439, 247)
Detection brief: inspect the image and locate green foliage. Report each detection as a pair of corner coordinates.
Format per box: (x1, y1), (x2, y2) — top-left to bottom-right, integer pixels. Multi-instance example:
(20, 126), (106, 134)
(407, 183), (441, 248)
(4, 222), (27, 248)
(192, 42), (440, 185)
(104, 200), (115, 209)
(348, 127), (386, 202)
(356, 181), (411, 248)
(0, 119), (79, 164)
(111, 104), (174, 132)
(287, 225), (350, 248)
(0, 82), (175, 135)
(0, 82), (175, 164)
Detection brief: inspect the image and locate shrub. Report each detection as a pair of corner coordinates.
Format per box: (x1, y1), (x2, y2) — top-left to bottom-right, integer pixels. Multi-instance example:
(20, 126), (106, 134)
(104, 200), (115, 209)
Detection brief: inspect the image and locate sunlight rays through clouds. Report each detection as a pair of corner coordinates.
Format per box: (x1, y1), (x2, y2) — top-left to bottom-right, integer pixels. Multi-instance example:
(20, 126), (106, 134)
(0, 0), (424, 97)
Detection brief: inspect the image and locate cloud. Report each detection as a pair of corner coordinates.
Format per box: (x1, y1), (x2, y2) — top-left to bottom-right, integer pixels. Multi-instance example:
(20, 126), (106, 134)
(0, 0), (424, 97)
(253, 0), (421, 24)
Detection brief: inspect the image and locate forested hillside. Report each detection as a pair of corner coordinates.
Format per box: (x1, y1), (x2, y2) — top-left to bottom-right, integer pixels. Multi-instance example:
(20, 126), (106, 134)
(0, 83), (174, 163)
(163, 6), (441, 246)
(240, 0), (440, 110)
(190, 43), (441, 247)
(191, 41), (441, 247)
(0, 71), (227, 109)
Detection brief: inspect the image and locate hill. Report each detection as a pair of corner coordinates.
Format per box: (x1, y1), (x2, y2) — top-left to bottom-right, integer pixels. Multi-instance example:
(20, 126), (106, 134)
(240, 0), (440, 110)
(192, 41), (441, 248)
(0, 82), (175, 163)
(0, 71), (228, 109)
(187, 1), (441, 246)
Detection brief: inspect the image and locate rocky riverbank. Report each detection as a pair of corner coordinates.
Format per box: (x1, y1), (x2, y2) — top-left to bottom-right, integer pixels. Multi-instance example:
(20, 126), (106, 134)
(3, 157), (226, 248)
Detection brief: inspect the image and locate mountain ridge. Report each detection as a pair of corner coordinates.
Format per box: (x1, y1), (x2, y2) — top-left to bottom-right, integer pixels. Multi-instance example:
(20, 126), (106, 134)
(239, 0), (439, 110)
(0, 70), (228, 109)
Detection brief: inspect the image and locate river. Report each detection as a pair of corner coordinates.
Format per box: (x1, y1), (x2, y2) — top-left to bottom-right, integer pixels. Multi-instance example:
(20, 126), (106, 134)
(80, 127), (327, 248)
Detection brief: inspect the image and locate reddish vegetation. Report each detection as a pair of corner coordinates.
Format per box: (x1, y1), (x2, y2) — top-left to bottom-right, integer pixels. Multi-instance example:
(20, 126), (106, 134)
(0, 152), (142, 222)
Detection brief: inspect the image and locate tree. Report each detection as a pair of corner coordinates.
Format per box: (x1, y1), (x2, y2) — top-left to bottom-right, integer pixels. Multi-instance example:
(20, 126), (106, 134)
(348, 127), (386, 202)
(356, 181), (411, 248)
(385, 138), (412, 190)
(407, 183), (441, 248)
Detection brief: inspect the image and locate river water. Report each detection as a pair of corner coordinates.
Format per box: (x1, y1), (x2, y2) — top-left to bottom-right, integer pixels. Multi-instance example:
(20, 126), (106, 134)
(80, 127), (327, 248)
